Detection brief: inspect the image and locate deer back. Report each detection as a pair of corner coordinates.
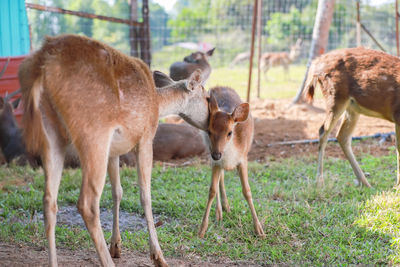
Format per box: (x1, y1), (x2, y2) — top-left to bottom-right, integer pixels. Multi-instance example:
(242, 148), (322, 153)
(19, 34), (158, 156)
(169, 48), (215, 83)
(309, 47), (400, 122)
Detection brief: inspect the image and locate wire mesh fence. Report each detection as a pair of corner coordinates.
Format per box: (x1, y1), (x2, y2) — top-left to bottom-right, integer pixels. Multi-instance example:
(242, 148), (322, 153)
(26, 0), (397, 70)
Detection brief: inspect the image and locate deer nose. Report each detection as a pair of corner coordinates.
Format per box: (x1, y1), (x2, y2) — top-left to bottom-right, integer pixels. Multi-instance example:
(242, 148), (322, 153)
(211, 152), (222, 160)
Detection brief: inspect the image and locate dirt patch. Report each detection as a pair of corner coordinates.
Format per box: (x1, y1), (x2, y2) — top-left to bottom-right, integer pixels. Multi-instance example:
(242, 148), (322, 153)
(249, 98), (395, 161)
(33, 206), (167, 232)
(0, 242), (260, 267)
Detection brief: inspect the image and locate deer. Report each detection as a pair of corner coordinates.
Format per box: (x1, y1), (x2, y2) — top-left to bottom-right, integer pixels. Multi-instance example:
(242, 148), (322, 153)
(260, 38), (302, 80)
(198, 86), (265, 238)
(0, 92), (26, 163)
(302, 47), (400, 188)
(18, 34), (210, 267)
(169, 48), (215, 84)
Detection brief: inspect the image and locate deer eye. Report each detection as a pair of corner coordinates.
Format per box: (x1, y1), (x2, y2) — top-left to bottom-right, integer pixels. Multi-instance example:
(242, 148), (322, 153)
(227, 131), (232, 137)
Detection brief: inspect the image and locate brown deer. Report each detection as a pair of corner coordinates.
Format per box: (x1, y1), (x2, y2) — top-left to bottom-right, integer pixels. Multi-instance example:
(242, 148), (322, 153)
(18, 34), (209, 267)
(198, 86), (265, 238)
(303, 47), (400, 188)
(260, 38), (302, 80)
(169, 48), (215, 84)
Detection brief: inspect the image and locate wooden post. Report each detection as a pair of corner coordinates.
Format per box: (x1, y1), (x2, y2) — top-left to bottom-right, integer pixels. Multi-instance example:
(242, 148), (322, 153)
(256, 0), (262, 99)
(129, 0), (139, 57)
(140, 0), (151, 66)
(292, 0), (335, 104)
(247, 0), (258, 102)
(356, 0), (361, 47)
(396, 0), (399, 56)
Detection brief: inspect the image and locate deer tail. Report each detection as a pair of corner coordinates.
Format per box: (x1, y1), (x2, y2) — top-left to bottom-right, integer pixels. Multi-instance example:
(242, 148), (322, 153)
(303, 62), (319, 104)
(19, 57), (46, 156)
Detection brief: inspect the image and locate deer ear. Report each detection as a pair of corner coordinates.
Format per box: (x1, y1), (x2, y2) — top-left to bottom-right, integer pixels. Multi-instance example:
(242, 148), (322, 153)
(187, 69), (203, 91)
(206, 47), (215, 57)
(153, 70), (174, 88)
(208, 93), (219, 113)
(232, 103), (249, 122)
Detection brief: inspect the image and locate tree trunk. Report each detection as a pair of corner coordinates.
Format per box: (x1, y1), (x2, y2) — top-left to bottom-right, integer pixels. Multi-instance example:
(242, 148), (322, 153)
(140, 0), (152, 66)
(292, 0), (335, 104)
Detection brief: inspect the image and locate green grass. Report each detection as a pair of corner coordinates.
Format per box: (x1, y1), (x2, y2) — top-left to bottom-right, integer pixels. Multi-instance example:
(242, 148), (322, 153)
(1, 153), (399, 265)
(207, 65), (306, 100)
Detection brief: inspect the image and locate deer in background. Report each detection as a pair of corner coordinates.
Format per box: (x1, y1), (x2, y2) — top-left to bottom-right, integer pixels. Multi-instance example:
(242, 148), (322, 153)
(303, 47), (400, 188)
(260, 38), (302, 80)
(169, 48), (215, 84)
(19, 34), (209, 267)
(198, 86), (265, 238)
(0, 92), (26, 163)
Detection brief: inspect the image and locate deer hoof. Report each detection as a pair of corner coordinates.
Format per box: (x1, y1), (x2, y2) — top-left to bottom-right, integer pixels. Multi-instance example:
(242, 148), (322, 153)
(254, 223), (266, 239)
(216, 209), (223, 222)
(151, 251), (169, 267)
(109, 242), (121, 258)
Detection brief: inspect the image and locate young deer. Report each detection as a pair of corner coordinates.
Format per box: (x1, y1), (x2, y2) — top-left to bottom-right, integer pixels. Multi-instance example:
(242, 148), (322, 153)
(19, 34), (209, 267)
(260, 38), (302, 80)
(198, 86), (265, 238)
(303, 47), (400, 188)
(169, 48), (215, 84)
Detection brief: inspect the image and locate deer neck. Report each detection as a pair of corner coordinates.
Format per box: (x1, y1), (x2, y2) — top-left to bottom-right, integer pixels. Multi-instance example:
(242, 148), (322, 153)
(289, 49), (298, 62)
(156, 82), (187, 117)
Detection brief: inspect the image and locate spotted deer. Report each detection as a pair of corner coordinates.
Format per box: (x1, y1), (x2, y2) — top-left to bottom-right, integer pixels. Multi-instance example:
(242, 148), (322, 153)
(169, 48), (215, 84)
(198, 86), (265, 238)
(19, 34), (209, 267)
(303, 47), (400, 188)
(260, 38), (302, 80)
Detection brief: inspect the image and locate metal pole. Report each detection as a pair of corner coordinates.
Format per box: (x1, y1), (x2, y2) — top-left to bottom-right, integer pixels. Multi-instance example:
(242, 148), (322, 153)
(356, 0), (361, 47)
(247, 0), (258, 102)
(396, 0), (399, 56)
(256, 0), (262, 98)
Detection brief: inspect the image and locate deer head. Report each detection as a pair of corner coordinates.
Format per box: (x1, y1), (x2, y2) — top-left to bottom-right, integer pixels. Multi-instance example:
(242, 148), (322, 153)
(289, 38), (303, 62)
(206, 93), (249, 161)
(153, 69), (210, 131)
(183, 48), (215, 64)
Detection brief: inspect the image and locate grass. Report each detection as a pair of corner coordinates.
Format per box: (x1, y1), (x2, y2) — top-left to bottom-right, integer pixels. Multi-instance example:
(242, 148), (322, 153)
(0, 151), (400, 265)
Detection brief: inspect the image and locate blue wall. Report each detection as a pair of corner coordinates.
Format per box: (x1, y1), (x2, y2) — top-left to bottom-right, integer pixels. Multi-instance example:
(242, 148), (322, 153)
(0, 0), (30, 56)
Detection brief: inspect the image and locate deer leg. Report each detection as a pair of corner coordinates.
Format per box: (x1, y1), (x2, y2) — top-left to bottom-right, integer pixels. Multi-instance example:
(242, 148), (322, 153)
(395, 124), (400, 186)
(42, 127), (66, 267)
(136, 138), (168, 267)
(77, 136), (114, 267)
(108, 156), (123, 258)
(215, 177), (223, 222)
(317, 101), (348, 186)
(336, 110), (371, 187)
(198, 165), (222, 238)
(237, 160), (265, 238)
(219, 171), (230, 212)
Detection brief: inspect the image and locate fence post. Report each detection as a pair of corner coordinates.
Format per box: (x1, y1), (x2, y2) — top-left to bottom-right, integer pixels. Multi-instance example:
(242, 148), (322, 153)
(247, 0), (258, 102)
(396, 0), (399, 56)
(256, 0), (262, 99)
(140, 0), (151, 66)
(356, 0), (361, 47)
(129, 0), (139, 58)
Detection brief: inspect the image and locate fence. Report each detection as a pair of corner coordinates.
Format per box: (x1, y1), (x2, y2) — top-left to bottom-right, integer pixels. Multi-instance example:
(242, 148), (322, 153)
(26, 0), (397, 70)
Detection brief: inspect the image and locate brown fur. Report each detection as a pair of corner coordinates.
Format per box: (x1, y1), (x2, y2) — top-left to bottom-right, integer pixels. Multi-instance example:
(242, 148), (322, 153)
(303, 47), (400, 187)
(169, 48), (215, 83)
(19, 34), (209, 267)
(198, 86), (265, 239)
(260, 39), (302, 80)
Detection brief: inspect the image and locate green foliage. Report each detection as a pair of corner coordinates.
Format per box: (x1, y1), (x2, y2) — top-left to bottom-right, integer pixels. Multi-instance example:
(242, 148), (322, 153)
(1, 152), (400, 264)
(265, 4), (314, 47)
